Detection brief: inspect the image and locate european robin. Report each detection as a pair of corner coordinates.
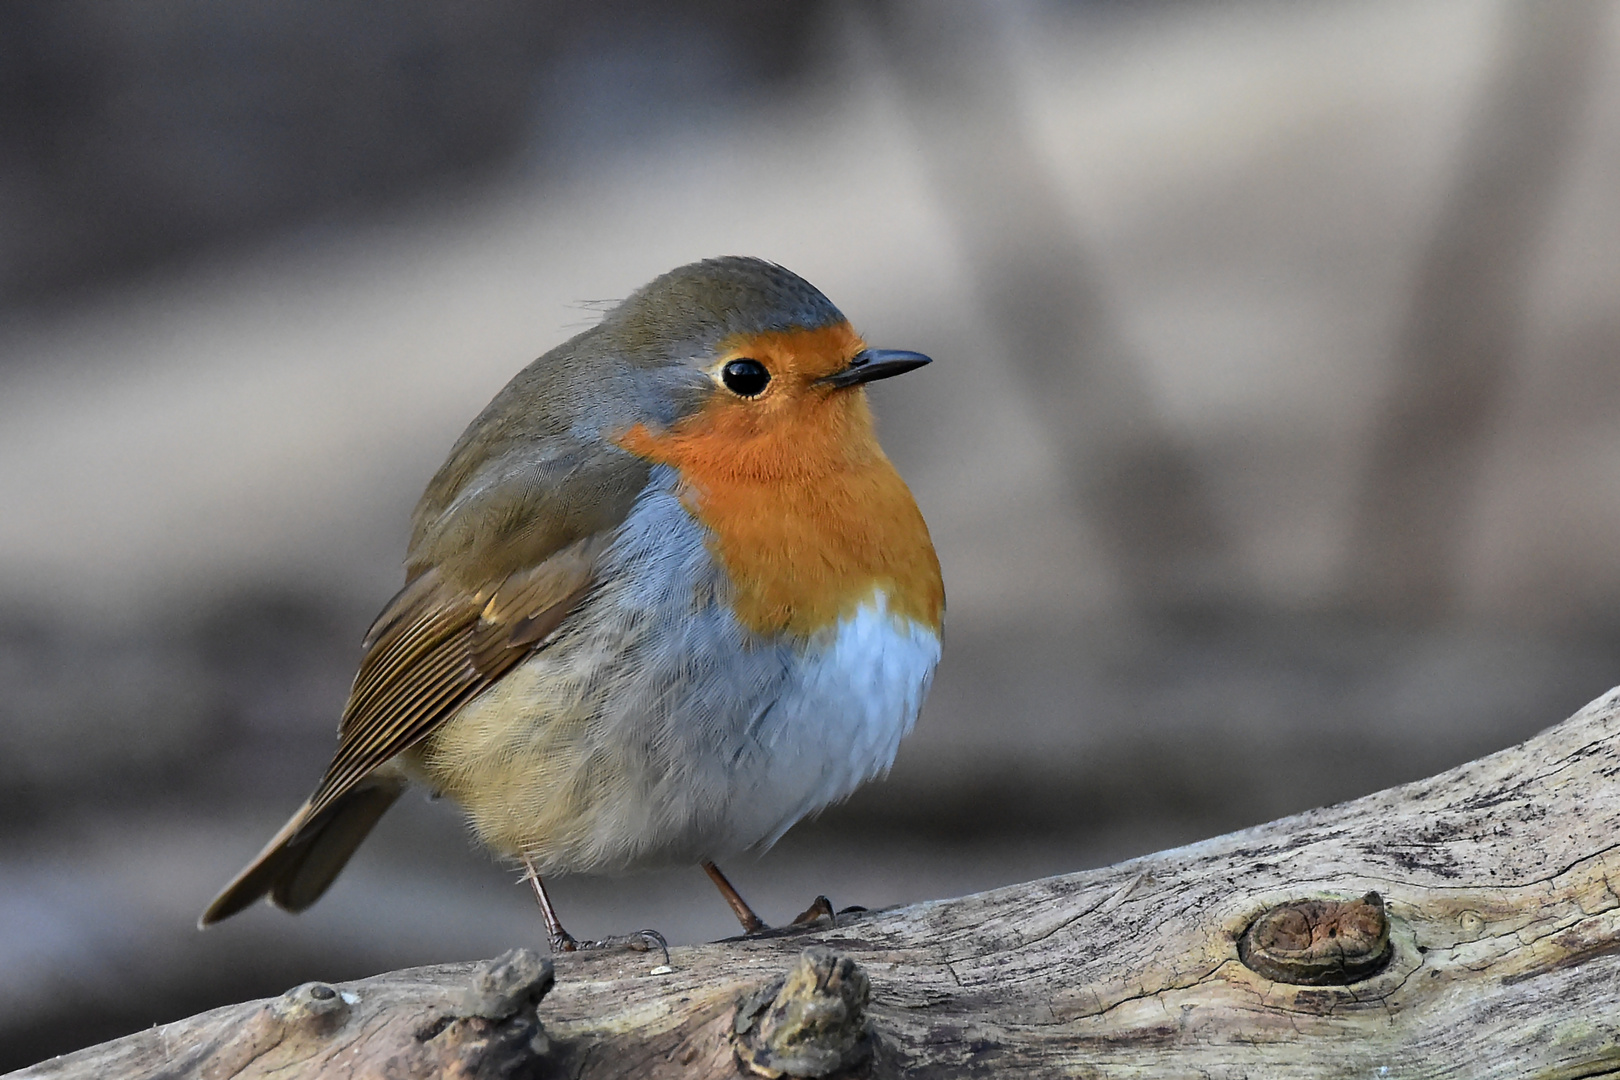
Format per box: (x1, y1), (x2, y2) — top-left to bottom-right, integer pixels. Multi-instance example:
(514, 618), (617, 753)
(200, 256), (944, 952)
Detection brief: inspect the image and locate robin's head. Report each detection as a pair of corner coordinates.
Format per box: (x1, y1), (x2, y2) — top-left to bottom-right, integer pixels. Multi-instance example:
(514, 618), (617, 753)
(605, 257), (930, 478)
(606, 257), (942, 637)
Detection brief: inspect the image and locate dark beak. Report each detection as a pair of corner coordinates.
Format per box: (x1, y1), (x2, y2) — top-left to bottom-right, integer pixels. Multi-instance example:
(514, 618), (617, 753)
(817, 348), (932, 389)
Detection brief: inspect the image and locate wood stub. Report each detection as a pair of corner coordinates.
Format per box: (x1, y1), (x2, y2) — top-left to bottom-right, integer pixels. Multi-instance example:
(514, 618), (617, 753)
(15, 949), (559, 1080)
(732, 948), (873, 1078)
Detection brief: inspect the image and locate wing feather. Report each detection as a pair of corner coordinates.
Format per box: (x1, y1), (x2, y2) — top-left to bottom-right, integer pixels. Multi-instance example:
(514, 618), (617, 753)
(300, 532), (609, 825)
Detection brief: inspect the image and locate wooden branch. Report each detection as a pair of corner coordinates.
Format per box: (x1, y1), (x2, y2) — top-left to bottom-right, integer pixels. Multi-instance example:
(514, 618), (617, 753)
(18, 688), (1620, 1079)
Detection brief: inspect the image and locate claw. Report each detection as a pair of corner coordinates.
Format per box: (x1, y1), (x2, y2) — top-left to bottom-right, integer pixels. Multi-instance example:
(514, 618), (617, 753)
(561, 929), (670, 966)
(790, 894), (837, 928)
(523, 856), (670, 965)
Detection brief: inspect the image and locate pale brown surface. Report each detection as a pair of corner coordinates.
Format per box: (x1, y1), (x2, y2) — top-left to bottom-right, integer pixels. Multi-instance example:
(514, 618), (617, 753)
(19, 687), (1620, 1079)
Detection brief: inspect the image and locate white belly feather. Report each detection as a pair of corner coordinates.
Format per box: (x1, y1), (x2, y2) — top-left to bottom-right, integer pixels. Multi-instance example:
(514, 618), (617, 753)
(730, 595), (940, 851)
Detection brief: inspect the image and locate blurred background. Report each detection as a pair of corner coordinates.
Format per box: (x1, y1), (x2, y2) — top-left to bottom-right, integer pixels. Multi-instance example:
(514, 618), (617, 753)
(5, 0), (1620, 1068)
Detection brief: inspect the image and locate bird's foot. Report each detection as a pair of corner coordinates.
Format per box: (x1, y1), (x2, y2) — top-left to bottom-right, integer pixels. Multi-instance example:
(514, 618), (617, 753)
(745, 896), (864, 935)
(550, 928), (669, 965)
(789, 894), (837, 928)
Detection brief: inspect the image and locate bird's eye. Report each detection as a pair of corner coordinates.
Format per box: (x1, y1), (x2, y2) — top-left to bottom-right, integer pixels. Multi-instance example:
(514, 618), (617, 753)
(720, 358), (771, 397)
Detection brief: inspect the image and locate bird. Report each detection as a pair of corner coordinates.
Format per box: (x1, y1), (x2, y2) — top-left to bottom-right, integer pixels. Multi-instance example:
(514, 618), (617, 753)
(199, 256), (944, 953)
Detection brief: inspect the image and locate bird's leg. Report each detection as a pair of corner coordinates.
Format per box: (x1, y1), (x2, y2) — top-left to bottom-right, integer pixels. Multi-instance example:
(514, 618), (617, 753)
(522, 856), (579, 952)
(702, 860), (768, 934)
(702, 861), (845, 933)
(522, 856), (668, 962)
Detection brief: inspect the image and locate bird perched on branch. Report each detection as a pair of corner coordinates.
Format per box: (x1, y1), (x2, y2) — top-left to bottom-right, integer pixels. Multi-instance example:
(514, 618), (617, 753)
(200, 256), (944, 952)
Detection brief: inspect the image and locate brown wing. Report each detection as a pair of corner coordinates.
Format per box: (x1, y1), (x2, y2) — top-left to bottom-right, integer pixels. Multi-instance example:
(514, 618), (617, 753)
(301, 532), (607, 824)
(300, 430), (652, 825)
(199, 539), (610, 927)
(202, 438), (650, 925)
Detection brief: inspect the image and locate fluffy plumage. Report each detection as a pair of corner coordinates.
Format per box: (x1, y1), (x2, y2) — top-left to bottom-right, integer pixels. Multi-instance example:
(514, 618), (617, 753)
(201, 256), (942, 928)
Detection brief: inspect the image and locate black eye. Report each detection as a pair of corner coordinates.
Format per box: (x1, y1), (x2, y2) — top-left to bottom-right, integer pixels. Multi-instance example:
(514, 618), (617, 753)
(721, 358), (771, 397)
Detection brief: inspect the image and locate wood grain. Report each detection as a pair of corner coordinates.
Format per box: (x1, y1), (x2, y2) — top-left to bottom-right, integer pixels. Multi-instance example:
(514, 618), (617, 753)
(17, 688), (1620, 1079)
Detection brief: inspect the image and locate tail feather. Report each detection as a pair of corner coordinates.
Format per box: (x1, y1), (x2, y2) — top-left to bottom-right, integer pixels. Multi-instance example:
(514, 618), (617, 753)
(199, 777), (405, 928)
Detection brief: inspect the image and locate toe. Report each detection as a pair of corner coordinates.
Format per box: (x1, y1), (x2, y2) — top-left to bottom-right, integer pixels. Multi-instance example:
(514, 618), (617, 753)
(790, 895), (836, 927)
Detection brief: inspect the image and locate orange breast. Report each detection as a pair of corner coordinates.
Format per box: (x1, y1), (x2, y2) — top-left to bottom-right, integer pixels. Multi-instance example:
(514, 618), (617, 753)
(616, 324), (943, 640)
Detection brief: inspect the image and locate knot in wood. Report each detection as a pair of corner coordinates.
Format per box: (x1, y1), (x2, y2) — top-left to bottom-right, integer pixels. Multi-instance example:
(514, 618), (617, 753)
(404, 949), (556, 1075)
(457, 947), (555, 1021)
(1238, 891), (1393, 985)
(269, 982), (351, 1032)
(733, 947), (872, 1078)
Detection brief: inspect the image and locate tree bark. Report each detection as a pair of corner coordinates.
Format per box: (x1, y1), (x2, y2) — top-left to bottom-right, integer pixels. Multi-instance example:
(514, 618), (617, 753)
(16, 687), (1620, 1079)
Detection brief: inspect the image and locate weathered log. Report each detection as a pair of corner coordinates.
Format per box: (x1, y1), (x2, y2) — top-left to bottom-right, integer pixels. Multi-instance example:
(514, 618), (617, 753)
(16, 688), (1620, 1078)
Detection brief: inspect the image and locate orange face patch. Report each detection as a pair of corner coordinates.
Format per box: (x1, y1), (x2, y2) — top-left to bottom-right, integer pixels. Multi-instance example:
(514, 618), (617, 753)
(616, 322), (944, 639)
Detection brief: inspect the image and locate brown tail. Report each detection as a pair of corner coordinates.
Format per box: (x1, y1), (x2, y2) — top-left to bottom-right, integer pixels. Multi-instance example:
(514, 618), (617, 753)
(198, 776), (405, 927)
